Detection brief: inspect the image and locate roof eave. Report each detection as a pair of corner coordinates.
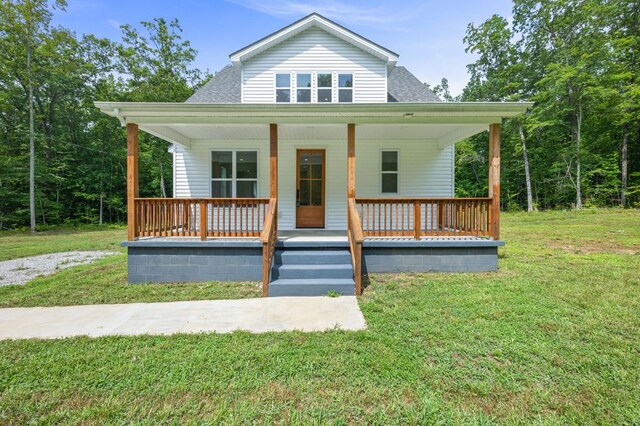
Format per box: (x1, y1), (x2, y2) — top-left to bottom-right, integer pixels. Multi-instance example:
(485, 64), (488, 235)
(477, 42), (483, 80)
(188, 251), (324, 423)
(94, 101), (533, 125)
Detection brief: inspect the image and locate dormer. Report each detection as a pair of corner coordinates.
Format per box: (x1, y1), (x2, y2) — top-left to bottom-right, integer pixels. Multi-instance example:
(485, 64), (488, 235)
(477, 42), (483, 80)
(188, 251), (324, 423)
(231, 13), (398, 104)
(186, 14), (439, 104)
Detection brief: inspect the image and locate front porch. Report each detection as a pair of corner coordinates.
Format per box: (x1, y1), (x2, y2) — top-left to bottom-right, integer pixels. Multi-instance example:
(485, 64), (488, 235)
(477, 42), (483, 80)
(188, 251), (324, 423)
(123, 230), (503, 293)
(95, 102), (526, 295)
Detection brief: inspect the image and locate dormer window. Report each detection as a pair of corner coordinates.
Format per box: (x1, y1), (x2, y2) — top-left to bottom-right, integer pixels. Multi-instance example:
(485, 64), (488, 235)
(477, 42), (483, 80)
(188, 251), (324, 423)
(317, 73), (332, 103)
(275, 73), (291, 103)
(338, 74), (353, 103)
(296, 74), (311, 102)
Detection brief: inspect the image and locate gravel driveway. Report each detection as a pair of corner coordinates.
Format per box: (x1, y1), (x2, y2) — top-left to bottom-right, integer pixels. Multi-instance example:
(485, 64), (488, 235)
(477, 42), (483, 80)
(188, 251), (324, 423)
(0, 251), (117, 287)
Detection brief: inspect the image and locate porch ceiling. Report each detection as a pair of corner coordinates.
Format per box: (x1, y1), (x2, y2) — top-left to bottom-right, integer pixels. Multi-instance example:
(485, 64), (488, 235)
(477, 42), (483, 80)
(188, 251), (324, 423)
(95, 101), (532, 148)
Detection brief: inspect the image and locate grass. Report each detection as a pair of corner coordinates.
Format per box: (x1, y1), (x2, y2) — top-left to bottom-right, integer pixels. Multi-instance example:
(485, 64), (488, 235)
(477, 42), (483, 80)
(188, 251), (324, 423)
(1, 209), (639, 423)
(0, 226), (261, 306)
(0, 225), (126, 261)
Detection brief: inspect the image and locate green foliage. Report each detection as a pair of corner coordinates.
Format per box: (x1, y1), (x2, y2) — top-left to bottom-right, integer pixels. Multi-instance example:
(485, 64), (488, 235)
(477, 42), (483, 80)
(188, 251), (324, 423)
(0, 3), (204, 228)
(459, 0), (640, 210)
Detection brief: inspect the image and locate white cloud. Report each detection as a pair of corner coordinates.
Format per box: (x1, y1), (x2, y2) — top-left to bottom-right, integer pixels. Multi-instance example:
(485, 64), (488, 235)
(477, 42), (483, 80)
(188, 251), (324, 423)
(224, 0), (414, 26)
(107, 19), (121, 30)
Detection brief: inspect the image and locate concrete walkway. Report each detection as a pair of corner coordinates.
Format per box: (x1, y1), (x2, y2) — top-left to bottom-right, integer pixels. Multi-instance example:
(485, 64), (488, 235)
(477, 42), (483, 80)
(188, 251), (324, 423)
(0, 297), (366, 340)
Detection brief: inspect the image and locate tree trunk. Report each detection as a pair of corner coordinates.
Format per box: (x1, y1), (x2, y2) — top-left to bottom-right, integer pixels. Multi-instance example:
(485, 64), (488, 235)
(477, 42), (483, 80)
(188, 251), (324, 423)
(27, 19), (36, 233)
(621, 123), (629, 207)
(575, 103), (583, 210)
(518, 121), (534, 212)
(99, 194), (104, 225)
(159, 161), (167, 198)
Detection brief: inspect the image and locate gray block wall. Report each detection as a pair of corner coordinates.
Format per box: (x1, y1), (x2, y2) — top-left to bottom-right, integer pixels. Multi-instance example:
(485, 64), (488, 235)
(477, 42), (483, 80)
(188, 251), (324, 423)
(127, 246), (262, 283)
(362, 246), (499, 273)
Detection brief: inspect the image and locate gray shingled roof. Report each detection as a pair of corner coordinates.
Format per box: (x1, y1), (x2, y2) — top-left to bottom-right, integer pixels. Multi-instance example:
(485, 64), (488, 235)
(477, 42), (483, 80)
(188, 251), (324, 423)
(387, 66), (440, 102)
(186, 65), (439, 104)
(186, 65), (241, 103)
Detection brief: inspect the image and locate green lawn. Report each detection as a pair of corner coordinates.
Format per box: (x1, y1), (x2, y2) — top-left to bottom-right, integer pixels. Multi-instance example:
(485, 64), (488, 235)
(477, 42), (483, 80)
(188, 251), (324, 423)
(0, 225), (126, 261)
(0, 226), (261, 306)
(1, 210), (639, 423)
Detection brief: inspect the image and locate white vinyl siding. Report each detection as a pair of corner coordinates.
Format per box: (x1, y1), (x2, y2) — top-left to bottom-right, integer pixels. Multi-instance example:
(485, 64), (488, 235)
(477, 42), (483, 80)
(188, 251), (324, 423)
(242, 27), (387, 103)
(356, 142), (454, 198)
(174, 138), (454, 231)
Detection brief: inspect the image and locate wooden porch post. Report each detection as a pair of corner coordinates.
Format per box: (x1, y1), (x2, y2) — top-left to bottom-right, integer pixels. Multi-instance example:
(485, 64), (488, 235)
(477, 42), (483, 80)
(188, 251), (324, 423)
(347, 123), (356, 198)
(127, 123), (139, 241)
(489, 123), (501, 240)
(270, 124), (278, 199)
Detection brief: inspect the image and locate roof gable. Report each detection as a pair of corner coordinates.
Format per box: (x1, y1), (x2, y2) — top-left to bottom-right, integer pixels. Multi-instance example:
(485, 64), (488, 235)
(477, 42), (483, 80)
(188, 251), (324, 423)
(229, 13), (399, 67)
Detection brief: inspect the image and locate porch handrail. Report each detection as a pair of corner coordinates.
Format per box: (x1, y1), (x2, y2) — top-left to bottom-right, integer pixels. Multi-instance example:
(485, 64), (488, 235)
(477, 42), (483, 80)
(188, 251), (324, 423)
(260, 198), (278, 297)
(133, 197), (271, 239)
(347, 198), (364, 295)
(355, 197), (494, 239)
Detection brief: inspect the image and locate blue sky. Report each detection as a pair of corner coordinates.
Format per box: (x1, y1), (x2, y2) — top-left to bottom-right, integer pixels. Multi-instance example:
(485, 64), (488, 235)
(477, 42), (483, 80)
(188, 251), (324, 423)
(53, 0), (513, 95)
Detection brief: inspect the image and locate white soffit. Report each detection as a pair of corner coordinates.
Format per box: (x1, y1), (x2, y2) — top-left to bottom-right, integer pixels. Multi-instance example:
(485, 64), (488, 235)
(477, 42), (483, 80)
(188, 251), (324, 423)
(141, 123), (488, 145)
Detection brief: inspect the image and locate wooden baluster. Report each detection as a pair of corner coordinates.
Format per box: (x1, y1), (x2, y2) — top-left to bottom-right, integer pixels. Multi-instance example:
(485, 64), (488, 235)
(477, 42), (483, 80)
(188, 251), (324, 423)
(413, 201), (421, 240)
(199, 201), (207, 241)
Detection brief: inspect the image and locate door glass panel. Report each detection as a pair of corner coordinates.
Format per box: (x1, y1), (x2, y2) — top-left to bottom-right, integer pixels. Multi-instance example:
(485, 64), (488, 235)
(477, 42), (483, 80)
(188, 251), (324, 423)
(299, 160), (310, 178)
(311, 180), (322, 206)
(309, 154), (323, 178)
(299, 180), (310, 206)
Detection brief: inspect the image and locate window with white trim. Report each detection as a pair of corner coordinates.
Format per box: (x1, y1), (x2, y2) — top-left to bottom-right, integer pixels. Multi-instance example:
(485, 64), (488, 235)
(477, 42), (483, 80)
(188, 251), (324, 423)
(338, 74), (353, 102)
(211, 150), (258, 198)
(317, 73), (332, 102)
(275, 73), (291, 103)
(381, 150), (399, 194)
(296, 73), (311, 102)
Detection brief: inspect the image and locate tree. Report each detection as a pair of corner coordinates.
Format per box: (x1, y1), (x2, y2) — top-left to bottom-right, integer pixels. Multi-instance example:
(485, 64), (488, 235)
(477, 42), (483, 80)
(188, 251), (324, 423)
(0, 0), (67, 231)
(464, 14), (536, 211)
(513, 0), (610, 209)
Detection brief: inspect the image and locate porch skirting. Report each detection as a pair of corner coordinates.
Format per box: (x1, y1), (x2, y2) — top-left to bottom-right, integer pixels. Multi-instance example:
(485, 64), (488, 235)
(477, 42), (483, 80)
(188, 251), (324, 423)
(123, 238), (503, 284)
(125, 242), (263, 283)
(361, 240), (503, 273)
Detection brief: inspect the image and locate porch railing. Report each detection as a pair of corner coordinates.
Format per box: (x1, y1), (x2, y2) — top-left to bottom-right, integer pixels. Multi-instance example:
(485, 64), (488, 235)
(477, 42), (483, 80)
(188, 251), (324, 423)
(260, 198), (278, 297)
(355, 197), (493, 239)
(134, 197), (272, 239)
(347, 198), (364, 295)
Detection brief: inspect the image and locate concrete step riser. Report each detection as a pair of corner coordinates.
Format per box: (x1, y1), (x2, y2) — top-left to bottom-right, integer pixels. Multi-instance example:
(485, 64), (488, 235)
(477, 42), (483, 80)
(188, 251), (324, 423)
(269, 284), (355, 297)
(275, 251), (351, 265)
(272, 265), (353, 280)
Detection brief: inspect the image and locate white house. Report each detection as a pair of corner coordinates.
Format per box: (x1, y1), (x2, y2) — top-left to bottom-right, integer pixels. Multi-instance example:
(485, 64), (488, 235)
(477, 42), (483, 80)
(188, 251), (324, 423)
(96, 13), (531, 296)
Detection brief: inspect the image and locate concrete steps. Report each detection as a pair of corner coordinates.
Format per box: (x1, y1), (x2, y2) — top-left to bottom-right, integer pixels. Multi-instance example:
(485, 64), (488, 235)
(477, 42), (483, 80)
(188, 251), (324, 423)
(268, 248), (355, 297)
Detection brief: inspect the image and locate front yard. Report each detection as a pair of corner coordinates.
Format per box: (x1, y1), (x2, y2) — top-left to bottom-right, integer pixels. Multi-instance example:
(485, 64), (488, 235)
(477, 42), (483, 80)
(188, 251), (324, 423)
(0, 210), (639, 423)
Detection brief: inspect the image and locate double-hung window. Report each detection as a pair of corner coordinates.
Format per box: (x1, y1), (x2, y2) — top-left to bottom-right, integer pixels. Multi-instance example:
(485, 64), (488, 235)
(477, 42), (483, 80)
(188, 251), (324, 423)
(275, 73), (291, 103)
(381, 150), (399, 194)
(317, 73), (332, 102)
(211, 150), (258, 198)
(296, 73), (311, 102)
(338, 74), (353, 102)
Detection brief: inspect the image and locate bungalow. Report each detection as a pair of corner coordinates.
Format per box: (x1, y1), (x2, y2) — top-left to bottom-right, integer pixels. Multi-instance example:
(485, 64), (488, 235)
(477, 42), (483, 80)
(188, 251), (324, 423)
(96, 13), (531, 296)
